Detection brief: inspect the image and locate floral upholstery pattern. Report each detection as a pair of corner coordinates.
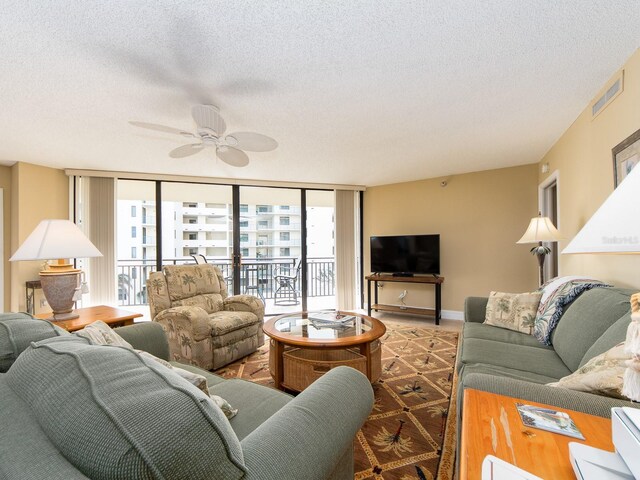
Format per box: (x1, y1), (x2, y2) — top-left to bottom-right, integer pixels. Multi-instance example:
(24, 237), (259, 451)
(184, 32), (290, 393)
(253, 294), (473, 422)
(484, 291), (542, 334)
(548, 342), (629, 399)
(147, 264), (264, 370)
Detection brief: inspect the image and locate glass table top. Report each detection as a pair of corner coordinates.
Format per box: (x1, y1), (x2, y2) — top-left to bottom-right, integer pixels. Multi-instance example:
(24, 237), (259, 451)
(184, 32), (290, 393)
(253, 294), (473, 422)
(272, 311), (373, 340)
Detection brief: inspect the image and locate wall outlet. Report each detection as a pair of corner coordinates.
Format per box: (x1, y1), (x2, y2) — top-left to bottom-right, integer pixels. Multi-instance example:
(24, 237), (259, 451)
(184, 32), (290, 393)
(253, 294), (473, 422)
(40, 298), (48, 307)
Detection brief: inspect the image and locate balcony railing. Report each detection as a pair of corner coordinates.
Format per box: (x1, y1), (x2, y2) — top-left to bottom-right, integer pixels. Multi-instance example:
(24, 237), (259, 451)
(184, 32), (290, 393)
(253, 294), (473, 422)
(116, 257), (335, 306)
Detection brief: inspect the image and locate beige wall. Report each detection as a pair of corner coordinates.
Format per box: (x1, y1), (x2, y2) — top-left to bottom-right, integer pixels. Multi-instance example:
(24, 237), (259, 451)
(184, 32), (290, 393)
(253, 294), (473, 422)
(0, 166), (11, 309)
(538, 49), (640, 289)
(10, 162), (69, 312)
(364, 164), (539, 313)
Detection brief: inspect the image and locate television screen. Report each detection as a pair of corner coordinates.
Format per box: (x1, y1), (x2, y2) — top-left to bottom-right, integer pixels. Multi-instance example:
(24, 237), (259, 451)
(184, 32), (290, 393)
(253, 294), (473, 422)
(370, 234), (440, 275)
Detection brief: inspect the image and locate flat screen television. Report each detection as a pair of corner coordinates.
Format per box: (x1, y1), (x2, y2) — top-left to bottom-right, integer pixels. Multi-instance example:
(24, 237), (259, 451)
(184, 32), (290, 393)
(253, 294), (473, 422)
(370, 234), (440, 275)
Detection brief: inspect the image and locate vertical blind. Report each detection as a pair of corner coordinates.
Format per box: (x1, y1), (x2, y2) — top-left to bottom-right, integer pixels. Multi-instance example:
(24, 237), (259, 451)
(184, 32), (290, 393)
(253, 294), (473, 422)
(77, 176), (117, 306)
(335, 189), (358, 310)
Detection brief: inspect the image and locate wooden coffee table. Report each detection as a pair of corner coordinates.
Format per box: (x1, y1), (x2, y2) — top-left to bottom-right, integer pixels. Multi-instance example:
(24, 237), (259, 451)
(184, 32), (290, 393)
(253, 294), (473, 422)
(263, 311), (386, 391)
(36, 305), (142, 332)
(460, 389), (614, 480)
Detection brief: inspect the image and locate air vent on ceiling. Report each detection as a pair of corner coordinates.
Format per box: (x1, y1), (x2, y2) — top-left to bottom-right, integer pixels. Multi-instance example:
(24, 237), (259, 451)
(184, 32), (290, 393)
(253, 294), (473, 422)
(592, 71), (624, 118)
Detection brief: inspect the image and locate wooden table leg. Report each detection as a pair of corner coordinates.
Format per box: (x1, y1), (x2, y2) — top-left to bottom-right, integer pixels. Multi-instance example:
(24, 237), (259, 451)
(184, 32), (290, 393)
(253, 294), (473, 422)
(360, 342), (372, 380)
(273, 340), (285, 390)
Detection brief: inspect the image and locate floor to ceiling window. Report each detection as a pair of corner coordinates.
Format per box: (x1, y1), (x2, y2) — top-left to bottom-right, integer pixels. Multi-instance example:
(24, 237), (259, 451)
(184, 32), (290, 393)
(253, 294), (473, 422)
(110, 178), (341, 319)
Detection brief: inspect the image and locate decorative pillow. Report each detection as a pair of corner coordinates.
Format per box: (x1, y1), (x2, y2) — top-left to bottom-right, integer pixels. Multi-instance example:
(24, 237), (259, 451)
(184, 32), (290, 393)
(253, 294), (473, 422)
(548, 342), (629, 399)
(75, 321), (234, 411)
(534, 276), (610, 346)
(0, 313), (68, 372)
(211, 394), (239, 419)
(484, 291), (542, 334)
(6, 336), (246, 479)
(74, 320), (134, 348)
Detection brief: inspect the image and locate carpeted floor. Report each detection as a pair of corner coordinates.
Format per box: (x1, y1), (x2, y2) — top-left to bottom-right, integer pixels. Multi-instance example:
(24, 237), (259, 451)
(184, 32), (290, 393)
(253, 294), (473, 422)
(213, 322), (459, 480)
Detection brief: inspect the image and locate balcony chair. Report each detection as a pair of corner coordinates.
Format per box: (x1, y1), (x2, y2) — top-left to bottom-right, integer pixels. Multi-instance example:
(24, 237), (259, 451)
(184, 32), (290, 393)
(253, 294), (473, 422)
(273, 258), (302, 306)
(147, 264), (264, 370)
(191, 253), (207, 264)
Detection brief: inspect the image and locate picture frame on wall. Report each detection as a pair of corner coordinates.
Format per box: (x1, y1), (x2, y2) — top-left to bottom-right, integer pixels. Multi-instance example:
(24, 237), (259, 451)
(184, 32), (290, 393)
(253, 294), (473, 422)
(612, 128), (640, 188)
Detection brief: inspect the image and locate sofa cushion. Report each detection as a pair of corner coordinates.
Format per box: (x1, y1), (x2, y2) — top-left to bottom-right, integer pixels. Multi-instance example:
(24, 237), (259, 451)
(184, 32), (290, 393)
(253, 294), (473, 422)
(210, 379), (292, 441)
(580, 312), (631, 368)
(209, 310), (260, 336)
(484, 291), (541, 334)
(6, 335), (246, 480)
(0, 375), (89, 480)
(463, 323), (553, 349)
(164, 264), (221, 301)
(460, 362), (561, 384)
(548, 342), (629, 399)
(0, 313), (68, 372)
(551, 287), (634, 371)
(459, 337), (572, 379)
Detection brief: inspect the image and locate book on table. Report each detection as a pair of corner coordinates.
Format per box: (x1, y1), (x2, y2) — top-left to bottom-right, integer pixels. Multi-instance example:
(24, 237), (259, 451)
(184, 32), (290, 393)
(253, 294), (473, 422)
(515, 403), (584, 440)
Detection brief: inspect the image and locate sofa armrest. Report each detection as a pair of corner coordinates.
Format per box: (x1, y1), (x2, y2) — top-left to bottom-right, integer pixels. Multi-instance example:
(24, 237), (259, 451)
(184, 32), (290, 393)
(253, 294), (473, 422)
(241, 366), (373, 480)
(114, 322), (170, 361)
(461, 372), (639, 418)
(464, 297), (489, 323)
(223, 295), (265, 321)
(154, 306), (213, 342)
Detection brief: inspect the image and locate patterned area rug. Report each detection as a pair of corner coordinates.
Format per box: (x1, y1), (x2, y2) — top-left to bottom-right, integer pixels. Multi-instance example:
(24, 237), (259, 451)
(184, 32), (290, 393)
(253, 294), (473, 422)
(213, 323), (459, 480)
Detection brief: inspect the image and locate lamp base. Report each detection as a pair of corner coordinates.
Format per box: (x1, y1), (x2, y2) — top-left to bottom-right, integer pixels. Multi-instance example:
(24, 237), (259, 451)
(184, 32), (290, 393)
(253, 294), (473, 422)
(39, 271), (80, 322)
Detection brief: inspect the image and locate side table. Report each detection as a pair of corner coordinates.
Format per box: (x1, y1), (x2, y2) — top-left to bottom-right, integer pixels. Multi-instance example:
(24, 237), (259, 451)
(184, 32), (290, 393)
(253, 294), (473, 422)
(36, 305), (143, 332)
(459, 388), (614, 479)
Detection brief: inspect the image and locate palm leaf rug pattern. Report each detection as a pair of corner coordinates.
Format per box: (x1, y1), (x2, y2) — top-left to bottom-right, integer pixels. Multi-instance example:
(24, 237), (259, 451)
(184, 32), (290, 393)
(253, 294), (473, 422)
(214, 323), (459, 480)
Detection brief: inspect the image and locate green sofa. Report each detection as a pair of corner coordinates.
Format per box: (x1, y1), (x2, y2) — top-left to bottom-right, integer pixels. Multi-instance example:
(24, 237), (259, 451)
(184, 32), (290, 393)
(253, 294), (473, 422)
(457, 286), (639, 417)
(0, 318), (374, 480)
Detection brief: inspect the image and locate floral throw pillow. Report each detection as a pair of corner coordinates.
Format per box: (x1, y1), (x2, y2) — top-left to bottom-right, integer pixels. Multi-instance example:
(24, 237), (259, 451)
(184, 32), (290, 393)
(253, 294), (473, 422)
(484, 291), (542, 334)
(548, 342), (629, 399)
(533, 276), (609, 346)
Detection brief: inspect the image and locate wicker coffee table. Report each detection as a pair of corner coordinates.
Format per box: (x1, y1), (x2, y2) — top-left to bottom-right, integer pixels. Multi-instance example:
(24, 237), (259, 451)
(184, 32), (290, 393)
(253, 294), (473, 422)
(263, 311), (386, 392)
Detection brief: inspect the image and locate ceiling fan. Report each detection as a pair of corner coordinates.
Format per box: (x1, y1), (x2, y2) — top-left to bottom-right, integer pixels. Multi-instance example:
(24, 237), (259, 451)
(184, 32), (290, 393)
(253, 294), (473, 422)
(129, 105), (277, 167)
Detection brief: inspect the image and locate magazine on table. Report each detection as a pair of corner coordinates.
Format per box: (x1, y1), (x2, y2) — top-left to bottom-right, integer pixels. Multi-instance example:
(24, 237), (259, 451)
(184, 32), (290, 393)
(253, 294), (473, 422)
(309, 312), (356, 324)
(515, 403), (584, 440)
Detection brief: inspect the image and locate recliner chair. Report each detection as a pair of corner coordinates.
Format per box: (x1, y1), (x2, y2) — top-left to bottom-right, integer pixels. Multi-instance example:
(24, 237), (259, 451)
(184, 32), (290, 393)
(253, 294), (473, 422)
(147, 264), (264, 370)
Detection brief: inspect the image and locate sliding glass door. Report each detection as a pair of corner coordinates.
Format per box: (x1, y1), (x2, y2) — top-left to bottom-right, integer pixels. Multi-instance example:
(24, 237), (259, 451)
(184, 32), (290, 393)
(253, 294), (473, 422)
(114, 178), (339, 318)
(160, 182), (234, 293)
(239, 186), (303, 315)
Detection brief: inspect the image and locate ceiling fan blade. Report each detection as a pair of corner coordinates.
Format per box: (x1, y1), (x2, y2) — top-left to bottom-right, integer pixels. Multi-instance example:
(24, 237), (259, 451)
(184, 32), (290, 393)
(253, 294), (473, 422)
(129, 121), (194, 137)
(216, 146), (249, 167)
(226, 132), (278, 152)
(169, 143), (205, 158)
(192, 105), (226, 135)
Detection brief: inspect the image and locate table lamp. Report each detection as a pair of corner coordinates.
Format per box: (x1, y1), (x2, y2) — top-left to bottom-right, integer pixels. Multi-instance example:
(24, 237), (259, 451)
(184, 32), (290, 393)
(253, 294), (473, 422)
(561, 164), (640, 401)
(517, 213), (562, 286)
(10, 219), (102, 321)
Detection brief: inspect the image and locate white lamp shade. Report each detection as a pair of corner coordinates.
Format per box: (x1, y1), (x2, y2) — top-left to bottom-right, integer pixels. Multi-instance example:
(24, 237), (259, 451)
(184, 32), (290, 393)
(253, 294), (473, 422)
(563, 164), (640, 254)
(9, 219), (102, 261)
(517, 216), (561, 244)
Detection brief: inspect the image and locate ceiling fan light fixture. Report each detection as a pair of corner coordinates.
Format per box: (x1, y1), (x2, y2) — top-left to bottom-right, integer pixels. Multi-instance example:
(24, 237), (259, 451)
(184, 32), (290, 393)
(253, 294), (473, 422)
(225, 135), (238, 147)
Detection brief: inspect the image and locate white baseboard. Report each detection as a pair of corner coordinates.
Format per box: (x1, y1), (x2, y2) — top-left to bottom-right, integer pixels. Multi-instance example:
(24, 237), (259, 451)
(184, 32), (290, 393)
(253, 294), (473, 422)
(441, 310), (464, 321)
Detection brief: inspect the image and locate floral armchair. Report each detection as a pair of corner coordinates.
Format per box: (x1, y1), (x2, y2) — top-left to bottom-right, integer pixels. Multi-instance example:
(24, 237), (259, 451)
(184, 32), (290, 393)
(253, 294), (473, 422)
(147, 264), (265, 370)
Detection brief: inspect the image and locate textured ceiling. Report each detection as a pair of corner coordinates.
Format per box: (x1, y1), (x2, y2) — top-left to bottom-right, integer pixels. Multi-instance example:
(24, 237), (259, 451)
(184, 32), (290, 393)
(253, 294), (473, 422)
(0, 1), (638, 186)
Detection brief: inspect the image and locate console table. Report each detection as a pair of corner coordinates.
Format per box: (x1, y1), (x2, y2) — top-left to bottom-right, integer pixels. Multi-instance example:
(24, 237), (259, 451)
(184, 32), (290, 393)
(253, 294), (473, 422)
(366, 274), (443, 324)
